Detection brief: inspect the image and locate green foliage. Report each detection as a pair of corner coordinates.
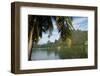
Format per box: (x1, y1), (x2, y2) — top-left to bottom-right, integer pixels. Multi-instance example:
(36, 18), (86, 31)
(32, 30), (88, 59)
(28, 15), (53, 44)
(56, 16), (74, 41)
(28, 15), (74, 44)
(58, 45), (88, 59)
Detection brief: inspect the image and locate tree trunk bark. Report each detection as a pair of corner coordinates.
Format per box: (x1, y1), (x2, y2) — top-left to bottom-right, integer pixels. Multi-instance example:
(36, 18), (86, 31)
(28, 27), (34, 60)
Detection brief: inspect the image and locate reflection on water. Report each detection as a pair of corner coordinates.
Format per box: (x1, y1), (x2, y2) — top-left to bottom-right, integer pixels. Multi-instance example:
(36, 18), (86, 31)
(31, 48), (60, 60)
(31, 45), (88, 60)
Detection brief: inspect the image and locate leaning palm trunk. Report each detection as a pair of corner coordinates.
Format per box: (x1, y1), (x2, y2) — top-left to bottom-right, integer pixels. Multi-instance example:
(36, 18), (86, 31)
(28, 27), (34, 60)
(28, 16), (74, 60)
(28, 16), (53, 60)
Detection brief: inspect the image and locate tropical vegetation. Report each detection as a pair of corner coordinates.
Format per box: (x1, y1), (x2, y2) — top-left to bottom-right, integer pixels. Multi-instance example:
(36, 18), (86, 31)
(28, 15), (74, 60)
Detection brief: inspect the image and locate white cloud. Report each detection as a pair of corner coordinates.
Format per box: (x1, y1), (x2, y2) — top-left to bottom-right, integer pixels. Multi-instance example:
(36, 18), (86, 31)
(72, 17), (88, 30)
(38, 18), (60, 45)
(38, 17), (88, 45)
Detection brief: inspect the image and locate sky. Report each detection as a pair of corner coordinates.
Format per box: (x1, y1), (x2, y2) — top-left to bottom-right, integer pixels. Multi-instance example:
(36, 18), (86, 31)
(38, 16), (88, 45)
(38, 17), (60, 45)
(72, 17), (88, 31)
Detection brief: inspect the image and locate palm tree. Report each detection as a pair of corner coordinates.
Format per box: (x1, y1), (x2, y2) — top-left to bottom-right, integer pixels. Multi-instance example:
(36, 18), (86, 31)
(28, 15), (74, 60)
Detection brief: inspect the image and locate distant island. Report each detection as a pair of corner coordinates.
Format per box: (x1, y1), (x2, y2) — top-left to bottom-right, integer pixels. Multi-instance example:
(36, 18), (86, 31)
(33, 30), (87, 49)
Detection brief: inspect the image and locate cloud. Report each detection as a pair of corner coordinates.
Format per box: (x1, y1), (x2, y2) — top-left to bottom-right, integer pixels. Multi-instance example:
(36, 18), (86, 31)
(38, 18), (60, 45)
(72, 17), (88, 31)
(38, 16), (88, 45)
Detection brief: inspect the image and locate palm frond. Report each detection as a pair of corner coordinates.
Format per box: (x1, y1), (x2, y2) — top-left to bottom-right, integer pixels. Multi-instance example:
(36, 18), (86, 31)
(56, 16), (74, 41)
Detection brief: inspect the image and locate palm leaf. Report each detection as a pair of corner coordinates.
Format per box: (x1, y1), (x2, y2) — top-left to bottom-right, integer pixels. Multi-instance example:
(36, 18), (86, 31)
(56, 16), (74, 41)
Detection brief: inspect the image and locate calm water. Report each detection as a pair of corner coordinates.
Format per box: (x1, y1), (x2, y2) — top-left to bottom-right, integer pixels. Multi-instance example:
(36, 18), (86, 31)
(31, 48), (60, 60)
(31, 46), (88, 60)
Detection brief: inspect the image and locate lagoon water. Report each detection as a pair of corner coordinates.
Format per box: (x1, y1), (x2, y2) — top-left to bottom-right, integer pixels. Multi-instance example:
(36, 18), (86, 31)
(31, 48), (60, 60)
(31, 45), (88, 60)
